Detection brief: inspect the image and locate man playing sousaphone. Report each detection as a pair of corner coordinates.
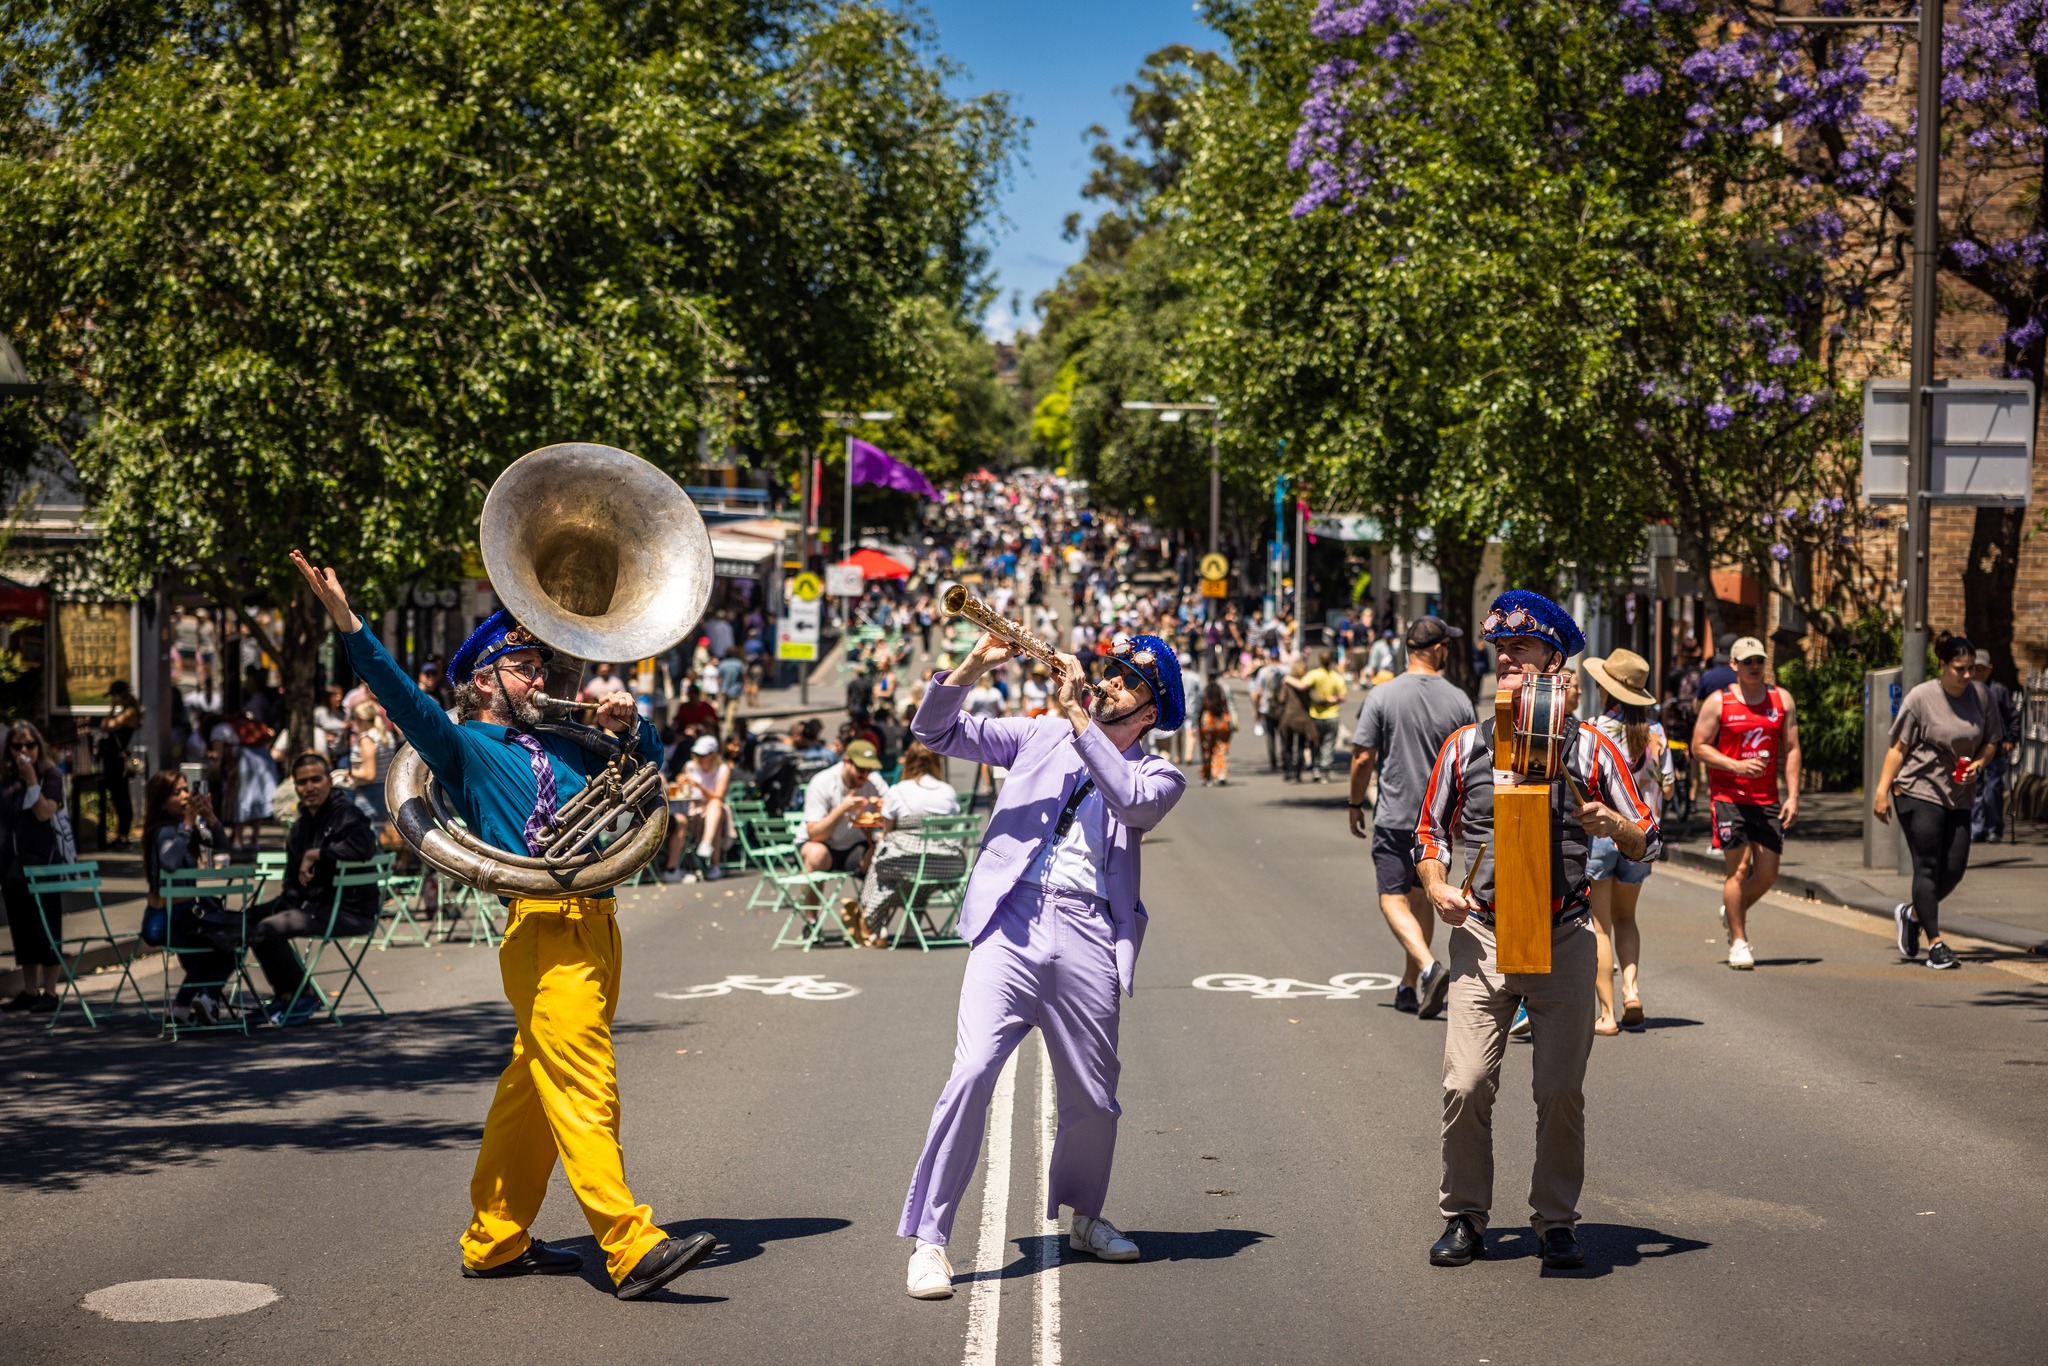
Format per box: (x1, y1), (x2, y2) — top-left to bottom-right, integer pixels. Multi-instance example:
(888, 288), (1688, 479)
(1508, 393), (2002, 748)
(290, 551), (717, 1301)
(1413, 590), (1661, 1272)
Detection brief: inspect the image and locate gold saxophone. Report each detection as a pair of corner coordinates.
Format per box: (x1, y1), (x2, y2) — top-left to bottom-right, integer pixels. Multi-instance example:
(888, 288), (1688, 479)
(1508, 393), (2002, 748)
(942, 583), (1063, 668)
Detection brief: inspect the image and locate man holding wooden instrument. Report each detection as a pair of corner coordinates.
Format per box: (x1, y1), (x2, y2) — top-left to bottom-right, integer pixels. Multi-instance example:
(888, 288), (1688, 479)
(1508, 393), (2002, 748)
(1413, 590), (1660, 1272)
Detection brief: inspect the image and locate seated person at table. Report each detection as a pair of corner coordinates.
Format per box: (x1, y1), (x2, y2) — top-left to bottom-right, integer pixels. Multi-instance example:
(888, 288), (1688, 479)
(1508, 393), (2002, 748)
(849, 742), (965, 944)
(802, 739), (887, 875)
(661, 736), (733, 883)
(245, 753), (379, 1023)
(141, 767), (234, 1023)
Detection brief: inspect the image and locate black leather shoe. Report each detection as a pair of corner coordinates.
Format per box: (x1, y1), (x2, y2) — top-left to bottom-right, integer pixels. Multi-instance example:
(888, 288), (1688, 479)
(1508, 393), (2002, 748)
(1429, 1215), (1485, 1266)
(1540, 1226), (1584, 1269)
(615, 1231), (717, 1300)
(463, 1238), (584, 1278)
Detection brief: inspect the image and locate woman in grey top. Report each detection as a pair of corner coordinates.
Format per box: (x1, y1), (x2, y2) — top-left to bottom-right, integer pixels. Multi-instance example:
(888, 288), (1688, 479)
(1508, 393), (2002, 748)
(1873, 634), (2003, 970)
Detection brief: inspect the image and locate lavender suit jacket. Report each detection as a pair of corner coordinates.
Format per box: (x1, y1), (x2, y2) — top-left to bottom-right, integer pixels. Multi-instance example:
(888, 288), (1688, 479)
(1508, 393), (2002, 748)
(912, 675), (1186, 996)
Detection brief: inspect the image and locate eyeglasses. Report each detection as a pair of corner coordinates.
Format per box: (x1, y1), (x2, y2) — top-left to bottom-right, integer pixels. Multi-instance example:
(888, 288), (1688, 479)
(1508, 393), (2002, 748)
(496, 661), (548, 682)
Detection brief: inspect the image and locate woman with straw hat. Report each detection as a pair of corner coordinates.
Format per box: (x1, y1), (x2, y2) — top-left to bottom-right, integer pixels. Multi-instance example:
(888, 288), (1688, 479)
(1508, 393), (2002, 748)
(1582, 648), (1674, 1034)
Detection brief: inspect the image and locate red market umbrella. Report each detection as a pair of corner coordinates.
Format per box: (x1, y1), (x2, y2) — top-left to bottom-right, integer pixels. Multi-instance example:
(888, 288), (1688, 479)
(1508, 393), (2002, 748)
(845, 547), (911, 580)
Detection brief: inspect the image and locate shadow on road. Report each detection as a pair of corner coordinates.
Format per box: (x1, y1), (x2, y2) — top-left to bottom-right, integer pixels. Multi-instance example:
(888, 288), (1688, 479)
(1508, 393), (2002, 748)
(1630, 1016), (1704, 1031)
(544, 1216), (854, 1300)
(1943, 985), (2048, 1022)
(1751, 957), (1823, 968)
(976, 1227), (1271, 1281)
(0, 1002), (681, 1190)
(1489, 1223), (1710, 1278)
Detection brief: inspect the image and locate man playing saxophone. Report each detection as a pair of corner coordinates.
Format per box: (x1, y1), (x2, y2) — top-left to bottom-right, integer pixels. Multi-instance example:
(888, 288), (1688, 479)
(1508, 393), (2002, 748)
(290, 550), (717, 1301)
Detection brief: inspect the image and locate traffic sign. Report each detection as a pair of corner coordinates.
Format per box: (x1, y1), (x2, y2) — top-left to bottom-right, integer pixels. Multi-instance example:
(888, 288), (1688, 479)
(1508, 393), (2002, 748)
(1201, 577), (1229, 599)
(1862, 378), (2035, 506)
(790, 572), (823, 602)
(825, 564), (864, 597)
(1199, 552), (1230, 582)
(779, 597), (821, 660)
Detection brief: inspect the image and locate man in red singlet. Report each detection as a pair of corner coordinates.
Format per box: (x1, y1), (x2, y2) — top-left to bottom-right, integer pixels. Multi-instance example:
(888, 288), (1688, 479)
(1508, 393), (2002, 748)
(1691, 636), (1801, 969)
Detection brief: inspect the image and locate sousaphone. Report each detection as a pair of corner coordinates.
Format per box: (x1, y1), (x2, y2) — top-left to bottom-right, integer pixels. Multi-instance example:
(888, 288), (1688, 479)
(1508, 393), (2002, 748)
(386, 443), (714, 896)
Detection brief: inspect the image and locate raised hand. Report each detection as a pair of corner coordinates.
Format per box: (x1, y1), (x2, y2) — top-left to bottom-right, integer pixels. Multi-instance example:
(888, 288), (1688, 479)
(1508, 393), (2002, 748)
(289, 550), (362, 633)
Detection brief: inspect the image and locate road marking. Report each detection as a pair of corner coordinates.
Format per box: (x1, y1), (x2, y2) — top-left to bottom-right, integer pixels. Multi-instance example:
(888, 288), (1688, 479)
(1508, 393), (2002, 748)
(961, 1050), (1016, 1366)
(81, 1279), (279, 1322)
(1035, 1033), (1061, 1366)
(1192, 971), (1401, 1000)
(654, 974), (860, 1001)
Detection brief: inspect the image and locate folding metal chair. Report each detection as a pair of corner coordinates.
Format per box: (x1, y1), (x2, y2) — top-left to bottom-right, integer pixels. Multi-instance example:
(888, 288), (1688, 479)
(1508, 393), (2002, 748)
(274, 861), (390, 1025)
(21, 861), (151, 1029)
(157, 864), (267, 1040)
(887, 816), (979, 951)
(374, 852), (434, 948)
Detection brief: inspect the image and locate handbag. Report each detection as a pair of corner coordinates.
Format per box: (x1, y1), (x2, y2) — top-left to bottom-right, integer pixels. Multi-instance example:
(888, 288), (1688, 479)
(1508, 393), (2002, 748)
(141, 902), (167, 947)
(51, 806), (78, 864)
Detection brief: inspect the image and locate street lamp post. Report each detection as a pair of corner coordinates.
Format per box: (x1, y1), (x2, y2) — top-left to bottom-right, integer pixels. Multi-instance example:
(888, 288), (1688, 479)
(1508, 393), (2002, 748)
(1775, 1), (1937, 692)
(1121, 399), (1221, 555)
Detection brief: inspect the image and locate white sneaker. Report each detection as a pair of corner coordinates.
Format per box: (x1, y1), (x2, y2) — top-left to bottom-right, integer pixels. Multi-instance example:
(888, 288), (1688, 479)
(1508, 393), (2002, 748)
(1719, 902), (1730, 944)
(1728, 939), (1754, 970)
(906, 1242), (954, 1299)
(1070, 1213), (1139, 1262)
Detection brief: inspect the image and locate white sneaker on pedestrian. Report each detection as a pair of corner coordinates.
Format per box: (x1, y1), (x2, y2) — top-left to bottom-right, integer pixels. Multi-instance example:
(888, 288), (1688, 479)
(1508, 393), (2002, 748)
(1728, 939), (1754, 970)
(1719, 902), (1730, 944)
(906, 1241), (954, 1299)
(1070, 1213), (1140, 1261)
(1894, 902), (1920, 960)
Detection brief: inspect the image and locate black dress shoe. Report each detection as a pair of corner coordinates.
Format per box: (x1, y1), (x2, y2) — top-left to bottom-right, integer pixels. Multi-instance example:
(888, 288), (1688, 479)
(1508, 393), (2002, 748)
(463, 1238), (585, 1278)
(1540, 1226), (1584, 1269)
(615, 1231), (718, 1300)
(1429, 1215), (1485, 1267)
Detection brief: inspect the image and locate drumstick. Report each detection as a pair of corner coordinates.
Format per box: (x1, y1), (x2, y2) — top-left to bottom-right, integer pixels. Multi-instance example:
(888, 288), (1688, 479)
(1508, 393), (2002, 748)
(1461, 842), (1486, 895)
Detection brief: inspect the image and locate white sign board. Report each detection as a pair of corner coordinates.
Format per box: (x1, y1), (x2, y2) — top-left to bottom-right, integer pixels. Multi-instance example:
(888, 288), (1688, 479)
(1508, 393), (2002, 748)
(1862, 378), (2035, 507)
(824, 564), (864, 597)
(778, 597), (821, 661)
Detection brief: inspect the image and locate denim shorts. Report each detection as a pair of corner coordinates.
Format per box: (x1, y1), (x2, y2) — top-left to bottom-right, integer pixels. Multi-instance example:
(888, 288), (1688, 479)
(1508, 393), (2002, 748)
(1587, 835), (1652, 885)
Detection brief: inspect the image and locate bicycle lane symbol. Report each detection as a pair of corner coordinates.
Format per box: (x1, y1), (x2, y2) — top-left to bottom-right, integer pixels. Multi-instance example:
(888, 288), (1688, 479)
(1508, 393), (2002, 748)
(655, 974), (861, 1002)
(1191, 972), (1402, 1001)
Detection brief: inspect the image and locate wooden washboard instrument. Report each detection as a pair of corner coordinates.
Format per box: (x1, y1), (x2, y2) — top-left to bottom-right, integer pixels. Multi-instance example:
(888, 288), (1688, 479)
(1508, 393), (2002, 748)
(1490, 674), (1585, 974)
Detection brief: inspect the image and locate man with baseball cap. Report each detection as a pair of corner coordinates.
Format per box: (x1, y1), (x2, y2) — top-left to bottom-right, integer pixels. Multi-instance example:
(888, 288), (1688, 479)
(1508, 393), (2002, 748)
(1348, 615), (1473, 1018)
(1692, 636), (1801, 969)
(802, 737), (889, 876)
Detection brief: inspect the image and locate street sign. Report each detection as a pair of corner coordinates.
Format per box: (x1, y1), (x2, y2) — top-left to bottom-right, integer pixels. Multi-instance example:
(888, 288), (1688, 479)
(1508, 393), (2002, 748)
(1201, 577), (1229, 599)
(1199, 552), (1230, 582)
(779, 597), (821, 660)
(789, 572), (823, 602)
(1862, 378), (2035, 506)
(825, 564), (864, 597)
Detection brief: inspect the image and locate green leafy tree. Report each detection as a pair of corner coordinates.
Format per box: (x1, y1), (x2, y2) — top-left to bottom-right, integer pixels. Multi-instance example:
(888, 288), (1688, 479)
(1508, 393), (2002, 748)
(0, 0), (1013, 746)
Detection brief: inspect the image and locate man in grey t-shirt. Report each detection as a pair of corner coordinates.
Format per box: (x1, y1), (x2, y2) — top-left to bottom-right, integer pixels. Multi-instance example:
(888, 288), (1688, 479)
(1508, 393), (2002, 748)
(1348, 616), (1476, 1018)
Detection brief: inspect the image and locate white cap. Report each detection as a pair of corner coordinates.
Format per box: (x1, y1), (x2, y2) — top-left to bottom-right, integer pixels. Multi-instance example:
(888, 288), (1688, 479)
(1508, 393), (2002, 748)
(691, 735), (719, 756)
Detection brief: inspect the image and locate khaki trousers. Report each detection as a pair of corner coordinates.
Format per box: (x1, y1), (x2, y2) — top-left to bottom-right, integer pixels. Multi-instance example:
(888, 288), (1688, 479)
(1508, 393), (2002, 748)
(1439, 915), (1596, 1235)
(459, 898), (668, 1285)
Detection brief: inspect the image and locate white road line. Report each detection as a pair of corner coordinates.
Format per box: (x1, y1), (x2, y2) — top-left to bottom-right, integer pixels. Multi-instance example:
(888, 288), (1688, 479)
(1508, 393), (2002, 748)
(1035, 1034), (1062, 1366)
(961, 1051), (1017, 1366)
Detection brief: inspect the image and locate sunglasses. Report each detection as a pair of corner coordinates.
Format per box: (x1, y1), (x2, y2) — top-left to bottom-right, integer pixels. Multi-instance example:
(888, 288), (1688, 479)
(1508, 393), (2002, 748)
(9, 741), (36, 752)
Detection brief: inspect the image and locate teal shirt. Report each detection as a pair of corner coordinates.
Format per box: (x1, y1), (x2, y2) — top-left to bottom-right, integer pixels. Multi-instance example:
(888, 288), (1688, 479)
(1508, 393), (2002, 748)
(342, 623), (662, 901)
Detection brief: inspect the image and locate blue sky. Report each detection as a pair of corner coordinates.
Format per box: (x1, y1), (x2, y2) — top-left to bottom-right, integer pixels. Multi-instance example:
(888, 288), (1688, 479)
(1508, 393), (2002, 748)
(910, 2), (1216, 341)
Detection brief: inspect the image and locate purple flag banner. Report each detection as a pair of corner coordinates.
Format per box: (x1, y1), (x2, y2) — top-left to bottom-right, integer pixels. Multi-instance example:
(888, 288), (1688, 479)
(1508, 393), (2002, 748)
(849, 437), (940, 502)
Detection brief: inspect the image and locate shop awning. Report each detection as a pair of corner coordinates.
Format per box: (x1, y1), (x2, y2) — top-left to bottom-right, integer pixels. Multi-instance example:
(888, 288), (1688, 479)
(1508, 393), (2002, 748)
(845, 547), (911, 580)
(710, 535), (777, 580)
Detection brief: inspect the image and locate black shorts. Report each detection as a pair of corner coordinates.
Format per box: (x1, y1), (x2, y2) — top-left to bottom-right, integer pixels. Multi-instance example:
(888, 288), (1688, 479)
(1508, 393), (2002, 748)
(817, 840), (868, 873)
(1371, 825), (1421, 897)
(1712, 800), (1784, 855)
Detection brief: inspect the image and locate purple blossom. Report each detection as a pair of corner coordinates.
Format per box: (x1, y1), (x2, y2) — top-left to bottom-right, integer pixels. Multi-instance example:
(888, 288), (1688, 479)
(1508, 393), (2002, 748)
(1770, 543), (1792, 562)
(1767, 342), (1801, 365)
(1706, 401), (1735, 430)
(1621, 67), (1662, 98)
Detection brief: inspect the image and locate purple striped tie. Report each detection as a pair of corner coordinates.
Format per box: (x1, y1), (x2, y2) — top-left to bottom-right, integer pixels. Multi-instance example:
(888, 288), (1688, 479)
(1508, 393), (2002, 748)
(511, 733), (558, 855)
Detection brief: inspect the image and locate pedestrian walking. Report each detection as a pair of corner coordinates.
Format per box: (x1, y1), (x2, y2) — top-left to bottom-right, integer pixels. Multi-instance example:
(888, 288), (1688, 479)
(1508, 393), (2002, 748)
(1874, 633), (2004, 970)
(1582, 649), (1673, 1032)
(1416, 591), (1660, 1271)
(1252, 651), (1286, 772)
(1692, 636), (1801, 970)
(1277, 659), (1319, 782)
(98, 679), (143, 847)
(1346, 615), (1471, 1017)
(1198, 680), (1236, 786)
(1969, 649), (2021, 842)
(1302, 649), (1349, 781)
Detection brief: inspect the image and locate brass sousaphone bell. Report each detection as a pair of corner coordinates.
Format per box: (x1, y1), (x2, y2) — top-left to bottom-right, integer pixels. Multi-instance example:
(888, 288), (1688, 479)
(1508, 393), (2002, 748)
(385, 443), (715, 896)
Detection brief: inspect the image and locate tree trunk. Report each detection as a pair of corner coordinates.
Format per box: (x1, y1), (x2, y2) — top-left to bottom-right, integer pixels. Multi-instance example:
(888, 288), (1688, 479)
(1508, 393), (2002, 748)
(282, 583), (327, 761)
(1431, 518), (1487, 698)
(1963, 507), (2023, 689)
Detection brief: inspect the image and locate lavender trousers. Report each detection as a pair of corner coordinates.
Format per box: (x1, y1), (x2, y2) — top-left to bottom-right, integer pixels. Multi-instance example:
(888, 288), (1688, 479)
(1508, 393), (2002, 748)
(898, 881), (1123, 1245)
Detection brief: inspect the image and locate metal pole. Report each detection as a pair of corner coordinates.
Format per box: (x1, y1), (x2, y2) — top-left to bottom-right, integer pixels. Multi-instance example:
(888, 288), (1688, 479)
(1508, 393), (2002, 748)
(1294, 494), (1307, 656)
(842, 433), (854, 562)
(1901, 0), (1943, 702)
(1208, 410), (1220, 555)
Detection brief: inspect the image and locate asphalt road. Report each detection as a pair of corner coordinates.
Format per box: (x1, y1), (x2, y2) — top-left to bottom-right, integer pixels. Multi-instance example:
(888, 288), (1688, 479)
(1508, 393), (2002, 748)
(6, 750), (2048, 1365)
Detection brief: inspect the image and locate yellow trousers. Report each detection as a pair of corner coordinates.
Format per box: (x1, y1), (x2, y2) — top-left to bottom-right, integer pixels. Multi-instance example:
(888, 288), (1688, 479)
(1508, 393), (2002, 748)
(459, 897), (668, 1285)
